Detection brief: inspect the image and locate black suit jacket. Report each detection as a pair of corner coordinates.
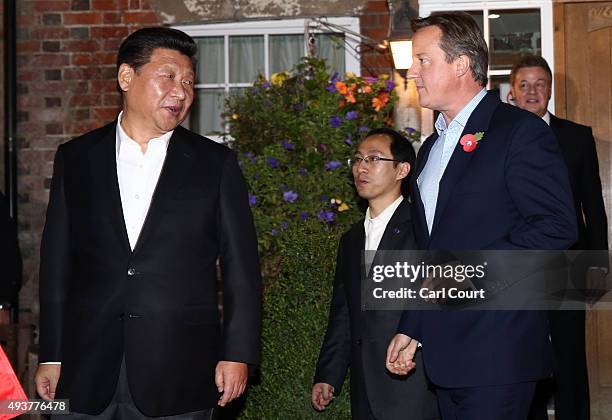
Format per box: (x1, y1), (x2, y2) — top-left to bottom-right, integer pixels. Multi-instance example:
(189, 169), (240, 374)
(314, 199), (439, 420)
(550, 114), (608, 251)
(39, 122), (262, 416)
(0, 191), (22, 305)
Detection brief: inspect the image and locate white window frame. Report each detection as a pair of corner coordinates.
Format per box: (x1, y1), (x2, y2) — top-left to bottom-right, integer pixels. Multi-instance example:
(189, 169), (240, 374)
(418, 0), (554, 133)
(174, 17), (361, 141)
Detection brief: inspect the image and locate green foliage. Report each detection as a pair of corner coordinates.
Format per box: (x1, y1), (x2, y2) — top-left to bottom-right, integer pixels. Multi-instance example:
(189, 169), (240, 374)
(226, 58), (399, 418)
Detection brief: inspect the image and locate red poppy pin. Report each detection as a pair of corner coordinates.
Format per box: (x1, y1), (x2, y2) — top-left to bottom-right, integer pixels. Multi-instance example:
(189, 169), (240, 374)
(459, 132), (484, 152)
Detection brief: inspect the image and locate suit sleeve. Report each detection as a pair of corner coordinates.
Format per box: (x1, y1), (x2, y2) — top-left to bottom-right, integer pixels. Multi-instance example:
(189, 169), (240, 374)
(489, 117), (577, 250)
(313, 236), (351, 395)
(39, 146), (71, 363)
(217, 151), (262, 365)
(577, 127), (608, 250)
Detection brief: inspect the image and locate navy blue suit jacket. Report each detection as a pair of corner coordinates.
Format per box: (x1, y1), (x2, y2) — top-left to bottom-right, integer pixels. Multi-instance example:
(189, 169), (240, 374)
(398, 92), (577, 388)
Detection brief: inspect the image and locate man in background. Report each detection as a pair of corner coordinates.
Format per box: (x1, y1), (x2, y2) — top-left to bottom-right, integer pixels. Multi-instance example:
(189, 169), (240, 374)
(0, 190), (21, 322)
(312, 128), (439, 419)
(509, 54), (608, 420)
(35, 27), (262, 419)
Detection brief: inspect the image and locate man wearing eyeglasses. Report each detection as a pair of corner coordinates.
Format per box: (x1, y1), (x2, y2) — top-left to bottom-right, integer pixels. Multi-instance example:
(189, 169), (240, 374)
(509, 54), (608, 420)
(312, 128), (439, 420)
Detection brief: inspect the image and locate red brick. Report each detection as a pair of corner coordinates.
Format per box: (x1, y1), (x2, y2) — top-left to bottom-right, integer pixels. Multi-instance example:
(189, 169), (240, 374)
(90, 26), (129, 38)
(17, 41), (42, 53)
(64, 12), (103, 25)
(33, 1), (70, 12)
(362, 28), (388, 42)
(102, 38), (122, 51)
(93, 106), (120, 121)
(122, 11), (158, 24)
(72, 53), (93, 65)
(18, 69), (44, 83)
(30, 54), (70, 67)
(92, 0), (129, 10)
(30, 27), (71, 40)
(70, 94), (101, 107)
(94, 52), (117, 65)
(91, 79), (116, 93)
(66, 120), (102, 134)
(130, 0), (140, 8)
(103, 93), (122, 106)
(17, 14), (40, 26)
(63, 40), (100, 52)
(103, 12), (121, 23)
(63, 67), (98, 80)
(360, 14), (384, 29)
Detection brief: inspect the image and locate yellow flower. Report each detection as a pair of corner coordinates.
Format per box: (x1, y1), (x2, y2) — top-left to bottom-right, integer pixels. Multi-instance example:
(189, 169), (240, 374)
(271, 71), (289, 86)
(231, 113), (240, 120)
(338, 202), (349, 212)
(344, 71), (356, 79)
(335, 197), (343, 204)
(380, 74), (390, 80)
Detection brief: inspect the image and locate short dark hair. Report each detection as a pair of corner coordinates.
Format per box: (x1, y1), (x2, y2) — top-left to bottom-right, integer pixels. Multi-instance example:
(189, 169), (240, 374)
(412, 12), (489, 87)
(117, 27), (198, 73)
(510, 54), (552, 86)
(364, 127), (416, 197)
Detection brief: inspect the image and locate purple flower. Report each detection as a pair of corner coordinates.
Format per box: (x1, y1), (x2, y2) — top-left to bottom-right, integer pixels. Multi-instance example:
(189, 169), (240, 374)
(319, 144), (327, 152)
(345, 134), (353, 146)
(282, 139), (295, 151)
(248, 193), (257, 207)
(325, 160), (342, 171)
(281, 221), (289, 230)
(330, 72), (339, 82)
(386, 80), (395, 91)
(358, 126), (369, 133)
(346, 110), (358, 120)
(326, 83), (338, 93)
(245, 151), (255, 159)
(317, 210), (335, 223)
(329, 116), (342, 128)
(283, 190), (298, 203)
(364, 76), (378, 83)
(271, 228), (278, 236)
(262, 81), (271, 89)
(319, 194), (329, 202)
(406, 127), (416, 134)
(300, 211), (309, 221)
(267, 157), (279, 168)
(298, 168), (308, 176)
(294, 103), (304, 112)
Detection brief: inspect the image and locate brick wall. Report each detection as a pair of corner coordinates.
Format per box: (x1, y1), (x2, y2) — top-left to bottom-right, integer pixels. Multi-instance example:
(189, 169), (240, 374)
(15, 0), (161, 325)
(360, 0), (394, 77)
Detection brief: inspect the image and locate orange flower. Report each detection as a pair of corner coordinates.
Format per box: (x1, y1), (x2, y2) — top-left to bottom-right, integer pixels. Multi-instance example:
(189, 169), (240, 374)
(346, 93), (356, 104)
(338, 99), (346, 108)
(335, 81), (348, 95)
(372, 92), (390, 111)
(362, 85), (373, 94)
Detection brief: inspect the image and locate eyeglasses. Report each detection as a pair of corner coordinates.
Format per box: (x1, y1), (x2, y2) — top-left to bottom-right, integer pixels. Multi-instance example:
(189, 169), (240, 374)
(347, 155), (401, 168)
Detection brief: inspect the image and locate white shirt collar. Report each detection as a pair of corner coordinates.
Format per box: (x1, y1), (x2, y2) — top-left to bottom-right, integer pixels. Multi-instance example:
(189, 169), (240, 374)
(435, 88), (488, 135)
(542, 111), (551, 126)
(365, 195), (404, 226)
(116, 111), (173, 157)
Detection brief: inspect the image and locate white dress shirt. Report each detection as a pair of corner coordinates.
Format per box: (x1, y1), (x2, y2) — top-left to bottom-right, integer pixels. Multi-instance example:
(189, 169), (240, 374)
(417, 89), (487, 233)
(364, 196), (404, 251)
(542, 111), (551, 126)
(116, 111), (173, 250)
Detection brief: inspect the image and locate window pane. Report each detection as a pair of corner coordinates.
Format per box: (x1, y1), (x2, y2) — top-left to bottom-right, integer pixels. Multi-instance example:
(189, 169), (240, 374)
(191, 89), (225, 135)
(229, 35), (264, 83)
(490, 74), (512, 103)
(269, 34), (303, 74)
(196, 37), (224, 84)
(489, 9), (541, 70)
(316, 33), (345, 75)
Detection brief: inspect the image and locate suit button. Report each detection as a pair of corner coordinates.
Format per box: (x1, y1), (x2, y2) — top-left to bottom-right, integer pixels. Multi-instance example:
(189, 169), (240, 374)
(128, 314), (142, 319)
(355, 339), (362, 345)
(127, 268), (136, 276)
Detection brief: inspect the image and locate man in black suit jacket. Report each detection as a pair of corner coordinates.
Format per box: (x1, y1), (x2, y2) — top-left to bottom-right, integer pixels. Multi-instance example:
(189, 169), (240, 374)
(312, 128), (439, 420)
(34, 27), (262, 418)
(509, 54), (608, 420)
(386, 14), (576, 420)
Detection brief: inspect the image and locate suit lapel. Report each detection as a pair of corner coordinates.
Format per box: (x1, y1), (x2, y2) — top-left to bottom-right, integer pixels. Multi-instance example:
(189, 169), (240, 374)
(132, 128), (195, 255)
(88, 122), (131, 254)
(377, 199), (412, 251)
(429, 92), (499, 240)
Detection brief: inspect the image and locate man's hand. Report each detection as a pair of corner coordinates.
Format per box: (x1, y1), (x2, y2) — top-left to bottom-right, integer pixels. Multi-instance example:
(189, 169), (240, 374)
(386, 333), (418, 375)
(35, 364), (61, 401)
(215, 361), (248, 407)
(311, 383), (334, 411)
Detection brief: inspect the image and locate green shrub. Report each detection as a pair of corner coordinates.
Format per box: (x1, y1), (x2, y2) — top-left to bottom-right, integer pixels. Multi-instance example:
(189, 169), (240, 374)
(225, 58), (399, 418)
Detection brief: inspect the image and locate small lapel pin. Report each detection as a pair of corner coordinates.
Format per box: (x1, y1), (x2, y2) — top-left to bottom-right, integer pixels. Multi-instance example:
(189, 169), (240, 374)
(393, 227), (401, 235)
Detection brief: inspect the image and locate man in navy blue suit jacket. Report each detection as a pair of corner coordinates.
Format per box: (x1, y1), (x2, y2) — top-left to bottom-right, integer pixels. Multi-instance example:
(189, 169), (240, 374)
(385, 13), (577, 420)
